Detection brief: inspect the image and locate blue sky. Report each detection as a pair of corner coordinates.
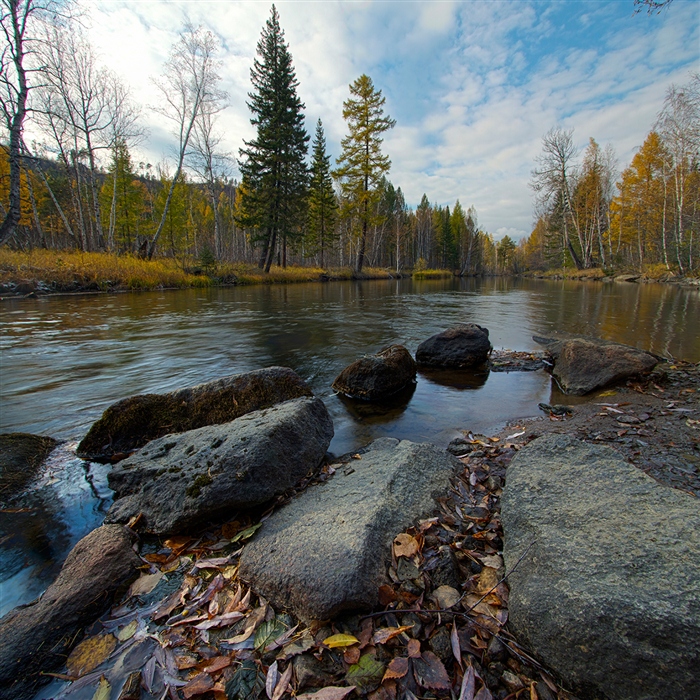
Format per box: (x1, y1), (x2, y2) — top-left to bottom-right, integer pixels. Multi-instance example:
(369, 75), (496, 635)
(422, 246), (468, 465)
(78, 0), (699, 239)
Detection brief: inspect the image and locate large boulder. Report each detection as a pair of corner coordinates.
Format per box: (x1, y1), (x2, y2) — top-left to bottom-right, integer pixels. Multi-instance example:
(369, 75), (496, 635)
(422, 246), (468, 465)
(332, 344), (417, 400)
(415, 324), (492, 369)
(0, 524), (140, 700)
(533, 334), (658, 395)
(106, 396), (334, 534)
(501, 434), (700, 700)
(0, 433), (57, 504)
(77, 366), (313, 462)
(239, 438), (459, 621)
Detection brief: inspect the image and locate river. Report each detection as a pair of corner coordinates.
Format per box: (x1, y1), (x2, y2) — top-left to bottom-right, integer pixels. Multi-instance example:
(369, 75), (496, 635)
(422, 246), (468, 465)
(1, 277), (698, 615)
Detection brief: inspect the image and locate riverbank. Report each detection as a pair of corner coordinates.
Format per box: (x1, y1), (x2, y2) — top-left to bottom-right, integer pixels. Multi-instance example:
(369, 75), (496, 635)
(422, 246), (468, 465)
(0, 250), (405, 297)
(522, 266), (700, 286)
(7, 359), (696, 700)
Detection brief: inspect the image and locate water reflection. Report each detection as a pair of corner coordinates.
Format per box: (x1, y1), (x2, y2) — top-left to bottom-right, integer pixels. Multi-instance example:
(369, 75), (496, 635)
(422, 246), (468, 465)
(418, 367), (490, 391)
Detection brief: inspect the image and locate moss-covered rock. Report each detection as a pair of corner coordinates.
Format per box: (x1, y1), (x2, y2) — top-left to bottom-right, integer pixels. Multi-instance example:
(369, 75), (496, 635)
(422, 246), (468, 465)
(0, 433), (57, 504)
(77, 367), (313, 462)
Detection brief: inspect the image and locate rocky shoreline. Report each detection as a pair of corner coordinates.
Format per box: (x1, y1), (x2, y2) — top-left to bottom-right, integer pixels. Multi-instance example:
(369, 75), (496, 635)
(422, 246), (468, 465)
(1, 332), (698, 700)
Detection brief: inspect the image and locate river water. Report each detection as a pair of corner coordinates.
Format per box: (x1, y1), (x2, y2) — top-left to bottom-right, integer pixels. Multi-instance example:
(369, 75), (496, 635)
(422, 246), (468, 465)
(1, 277), (698, 615)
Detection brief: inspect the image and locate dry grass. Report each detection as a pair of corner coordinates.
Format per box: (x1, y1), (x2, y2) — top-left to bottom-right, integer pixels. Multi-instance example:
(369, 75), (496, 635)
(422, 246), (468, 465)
(412, 268), (454, 280)
(0, 249), (208, 291)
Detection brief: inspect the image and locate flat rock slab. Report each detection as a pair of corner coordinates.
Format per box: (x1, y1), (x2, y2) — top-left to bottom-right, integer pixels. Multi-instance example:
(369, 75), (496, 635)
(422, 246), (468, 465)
(106, 397), (334, 534)
(332, 344), (417, 400)
(533, 334), (658, 395)
(416, 324), (492, 369)
(77, 366), (313, 462)
(0, 432), (57, 504)
(501, 434), (700, 700)
(0, 524), (140, 700)
(240, 438), (460, 621)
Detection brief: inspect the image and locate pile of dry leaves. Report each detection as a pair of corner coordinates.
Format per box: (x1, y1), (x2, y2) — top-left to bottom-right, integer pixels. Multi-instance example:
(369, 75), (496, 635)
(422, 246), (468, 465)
(44, 437), (581, 700)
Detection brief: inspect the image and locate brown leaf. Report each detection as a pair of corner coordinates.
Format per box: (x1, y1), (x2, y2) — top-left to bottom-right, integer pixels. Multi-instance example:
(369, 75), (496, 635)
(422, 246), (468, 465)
(458, 666), (475, 700)
(203, 656), (233, 675)
(372, 626), (413, 646)
(265, 660), (279, 700)
(175, 652), (199, 670)
(164, 536), (194, 555)
(66, 634), (117, 678)
(393, 533), (419, 559)
(344, 647), (361, 665)
(413, 651), (450, 691)
(127, 571), (163, 598)
(296, 687), (356, 700)
(432, 585), (461, 609)
(183, 672), (215, 698)
(407, 639), (421, 659)
(368, 679), (398, 700)
(451, 621), (462, 669)
(271, 662), (294, 700)
(474, 686), (493, 700)
(382, 657), (409, 681)
(378, 585), (397, 606)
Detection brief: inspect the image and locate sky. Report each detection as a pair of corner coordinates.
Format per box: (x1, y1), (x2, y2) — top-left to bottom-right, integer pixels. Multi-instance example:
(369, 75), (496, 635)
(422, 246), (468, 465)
(75, 0), (699, 240)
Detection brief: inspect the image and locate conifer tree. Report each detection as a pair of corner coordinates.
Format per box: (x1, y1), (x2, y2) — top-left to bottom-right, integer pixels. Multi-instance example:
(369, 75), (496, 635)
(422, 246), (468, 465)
(238, 5), (309, 272)
(334, 74), (395, 273)
(308, 119), (337, 268)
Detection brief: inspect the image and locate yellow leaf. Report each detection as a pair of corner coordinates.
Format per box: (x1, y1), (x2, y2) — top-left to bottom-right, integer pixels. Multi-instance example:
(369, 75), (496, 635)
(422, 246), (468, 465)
(92, 676), (111, 700)
(66, 634), (117, 678)
(323, 633), (359, 649)
(117, 620), (138, 642)
(598, 389), (618, 397)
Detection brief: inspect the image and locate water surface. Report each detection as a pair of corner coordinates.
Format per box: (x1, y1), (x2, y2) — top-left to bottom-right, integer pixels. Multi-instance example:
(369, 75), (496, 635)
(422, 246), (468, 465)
(1, 277), (698, 615)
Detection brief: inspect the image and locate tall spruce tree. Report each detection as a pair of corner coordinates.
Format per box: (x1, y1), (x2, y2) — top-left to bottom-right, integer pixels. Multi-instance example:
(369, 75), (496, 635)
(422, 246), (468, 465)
(238, 5), (309, 271)
(334, 74), (395, 273)
(308, 119), (337, 268)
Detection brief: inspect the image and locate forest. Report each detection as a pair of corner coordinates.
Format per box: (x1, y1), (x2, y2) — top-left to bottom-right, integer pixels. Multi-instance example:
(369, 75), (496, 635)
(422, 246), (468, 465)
(1, 2), (699, 279)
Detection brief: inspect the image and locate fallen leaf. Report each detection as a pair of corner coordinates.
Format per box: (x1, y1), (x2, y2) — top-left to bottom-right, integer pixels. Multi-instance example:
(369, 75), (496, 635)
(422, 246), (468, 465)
(371, 626), (412, 645)
(203, 656), (233, 675)
(230, 523), (262, 543)
(474, 686), (493, 700)
(323, 633), (359, 649)
(66, 634), (117, 678)
(297, 687), (356, 700)
(271, 662), (294, 700)
(346, 654), (385, 694)
(117, 620), (138, 642)
(127, 571), (163, 598)
(407, 639), (421, 659)
(164, 536), (194, 555)
(413, 651), (450, 691)
(458, 666), (475, 700)
(225, 660), (265, 700)
(91, 675), (111, 700)
(275, 631), (314, 660)
(393, 533), (419, 558)
(344, 647), (361, 665)
(255, 619), (287, 651)
(432, 585), (461, 609)
(477, 567), (500, 595)
(265, 660), (279, 700)
(451, 620), (462, 669)
(378, 585), (397, 605)
(174, 652), (199, 670)
(382, 657), (409, 681)
(193, 611), (245, 630)
(183, 672), (215, 698)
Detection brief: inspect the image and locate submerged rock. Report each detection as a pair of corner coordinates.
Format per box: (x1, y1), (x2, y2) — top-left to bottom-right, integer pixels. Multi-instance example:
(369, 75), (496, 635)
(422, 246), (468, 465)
(239, 438), (459, 621)
(0, 524), (140, 700)
(106, 396), (334, 534)
(0, 432), (57, 504)
(77, 366), (313, 462)
(533, 333), (658, 395)
(502, 434), (700, 700)
(416, 324), (492, 369)
(332, 344), (417, 400)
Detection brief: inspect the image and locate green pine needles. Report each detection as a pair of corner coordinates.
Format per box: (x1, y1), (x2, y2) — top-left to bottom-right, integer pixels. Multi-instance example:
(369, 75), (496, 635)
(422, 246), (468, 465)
(308, 119), (338, 268)
(237, 5), (309, 272)
(334, 74), (395, 273)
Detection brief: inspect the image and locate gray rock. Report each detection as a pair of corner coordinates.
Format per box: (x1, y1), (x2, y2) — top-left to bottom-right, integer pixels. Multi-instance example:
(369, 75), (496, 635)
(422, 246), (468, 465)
(332, 344), (416, 400)
(0, 433), (57, 504)
(77, 366), (313, 462)
(106, 397), (334, 534)
(533, 334), (658, 395)
(0, 524), (140, 700)
(239, 438), (459, 621)
(501, 434), (700, 700)
(416, 324), (492, 369)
